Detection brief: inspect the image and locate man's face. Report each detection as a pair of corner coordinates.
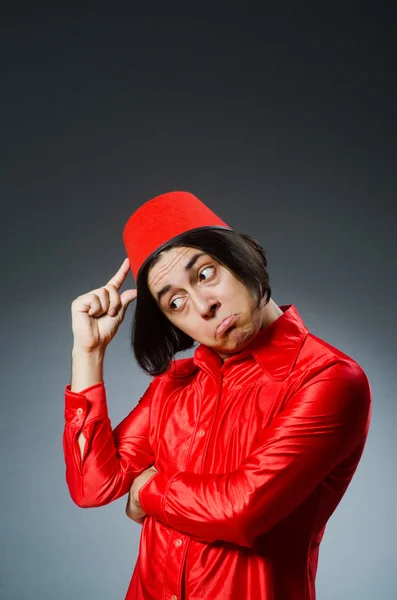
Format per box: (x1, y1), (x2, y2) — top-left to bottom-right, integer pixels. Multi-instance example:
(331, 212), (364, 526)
(147, 245), (265, 360)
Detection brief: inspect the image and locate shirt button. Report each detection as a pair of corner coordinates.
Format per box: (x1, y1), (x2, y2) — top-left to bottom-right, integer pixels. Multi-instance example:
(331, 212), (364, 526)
(171, 596), (178, 600)
(197, 429), (205, 437)
(174, 538), (182, 547)
(76, 407), (84, 415)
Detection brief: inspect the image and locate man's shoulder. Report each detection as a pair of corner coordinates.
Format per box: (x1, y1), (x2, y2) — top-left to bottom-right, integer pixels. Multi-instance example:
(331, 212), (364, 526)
(299, 330), (368, 381)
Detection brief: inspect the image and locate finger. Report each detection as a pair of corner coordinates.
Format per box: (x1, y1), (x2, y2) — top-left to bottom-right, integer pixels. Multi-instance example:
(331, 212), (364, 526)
(89, 287), (110, 315)
(119, 288), (138, 310)
(105, 284), (122, 316)
(87, 292), (108, 316)
(87, 295), (101, 316)
(106, 257), (131, 291)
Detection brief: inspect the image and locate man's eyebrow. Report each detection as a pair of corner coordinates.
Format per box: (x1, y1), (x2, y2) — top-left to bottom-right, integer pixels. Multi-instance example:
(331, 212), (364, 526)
(156, 252), (207, 304)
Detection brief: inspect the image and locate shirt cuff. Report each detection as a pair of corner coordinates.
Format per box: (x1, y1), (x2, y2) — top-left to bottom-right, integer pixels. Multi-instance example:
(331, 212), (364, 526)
(138, 471), (180, 523)
(64, 380), (107, 427)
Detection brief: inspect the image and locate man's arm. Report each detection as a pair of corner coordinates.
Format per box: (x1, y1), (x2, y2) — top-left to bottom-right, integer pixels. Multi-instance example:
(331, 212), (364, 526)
(63, 372), (159, 508)
(69, 347), (105, 460)
(138, 360), (372, 547)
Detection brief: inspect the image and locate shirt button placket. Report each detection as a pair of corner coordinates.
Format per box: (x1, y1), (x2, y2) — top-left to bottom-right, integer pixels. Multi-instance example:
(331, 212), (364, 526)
(165, 535), (185, 600)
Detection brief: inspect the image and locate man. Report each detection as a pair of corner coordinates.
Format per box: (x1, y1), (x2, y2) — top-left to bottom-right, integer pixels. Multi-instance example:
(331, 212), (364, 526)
(63, 191), (372, 599)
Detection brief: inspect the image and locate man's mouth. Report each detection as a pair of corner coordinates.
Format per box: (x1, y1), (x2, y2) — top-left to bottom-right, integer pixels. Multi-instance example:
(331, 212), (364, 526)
(216, 314), (238, 337)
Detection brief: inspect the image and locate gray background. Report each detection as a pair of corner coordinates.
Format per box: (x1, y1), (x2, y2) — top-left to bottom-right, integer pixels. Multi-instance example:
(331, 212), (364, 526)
(1, 10), (396, 600)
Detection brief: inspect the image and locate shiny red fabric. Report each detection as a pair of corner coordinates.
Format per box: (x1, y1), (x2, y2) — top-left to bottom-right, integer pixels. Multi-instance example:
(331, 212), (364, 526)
(63, 304), (372, 599)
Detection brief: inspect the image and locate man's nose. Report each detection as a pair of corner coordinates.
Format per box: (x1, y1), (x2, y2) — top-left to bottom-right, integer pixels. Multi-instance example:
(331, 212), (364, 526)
(197, 298), (220, 319)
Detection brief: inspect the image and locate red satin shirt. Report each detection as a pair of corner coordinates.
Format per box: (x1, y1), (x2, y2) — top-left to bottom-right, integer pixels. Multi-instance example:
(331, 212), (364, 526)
(63, 304), (372, 599)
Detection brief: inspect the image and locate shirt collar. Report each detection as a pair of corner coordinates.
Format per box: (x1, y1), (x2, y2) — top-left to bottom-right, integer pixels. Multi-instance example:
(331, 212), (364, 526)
(192, 304), (309, 381)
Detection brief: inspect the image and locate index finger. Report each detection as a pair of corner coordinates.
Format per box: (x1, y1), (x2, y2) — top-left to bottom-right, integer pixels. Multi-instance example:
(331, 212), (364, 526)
(106, 257), (131, 290)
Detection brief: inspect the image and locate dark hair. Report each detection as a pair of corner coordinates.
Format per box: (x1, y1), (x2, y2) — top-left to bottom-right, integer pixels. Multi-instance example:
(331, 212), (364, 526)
(130, 228), (272, 377)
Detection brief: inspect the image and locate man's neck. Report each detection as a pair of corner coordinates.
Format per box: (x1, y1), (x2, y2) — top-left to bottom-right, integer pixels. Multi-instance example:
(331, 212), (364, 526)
(260, 298), (284, 329)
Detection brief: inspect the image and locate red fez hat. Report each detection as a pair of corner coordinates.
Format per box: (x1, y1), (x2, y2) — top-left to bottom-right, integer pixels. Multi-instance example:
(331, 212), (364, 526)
(123, 191), (232, 281)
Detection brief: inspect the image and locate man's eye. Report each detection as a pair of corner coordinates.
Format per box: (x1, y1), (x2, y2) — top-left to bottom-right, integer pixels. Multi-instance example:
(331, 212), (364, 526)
(199, 266), (214, 281)
(170, 297), (183, 310)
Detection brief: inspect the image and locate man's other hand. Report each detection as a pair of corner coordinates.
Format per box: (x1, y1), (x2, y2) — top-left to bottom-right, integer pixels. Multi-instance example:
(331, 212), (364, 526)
(125, 465), (158, 524)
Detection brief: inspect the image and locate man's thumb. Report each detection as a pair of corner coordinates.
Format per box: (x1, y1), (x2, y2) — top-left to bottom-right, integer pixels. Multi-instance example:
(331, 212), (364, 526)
(120, 289), (138, 311)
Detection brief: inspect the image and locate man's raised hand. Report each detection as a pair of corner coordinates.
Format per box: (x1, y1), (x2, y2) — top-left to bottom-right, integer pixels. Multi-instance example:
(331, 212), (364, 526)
(71, 257), (137, 353)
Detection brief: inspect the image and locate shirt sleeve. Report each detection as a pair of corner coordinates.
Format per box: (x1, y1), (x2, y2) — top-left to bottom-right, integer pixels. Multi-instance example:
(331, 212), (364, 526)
(138, 360), (372, 547)
(63, 378), (157, 508)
